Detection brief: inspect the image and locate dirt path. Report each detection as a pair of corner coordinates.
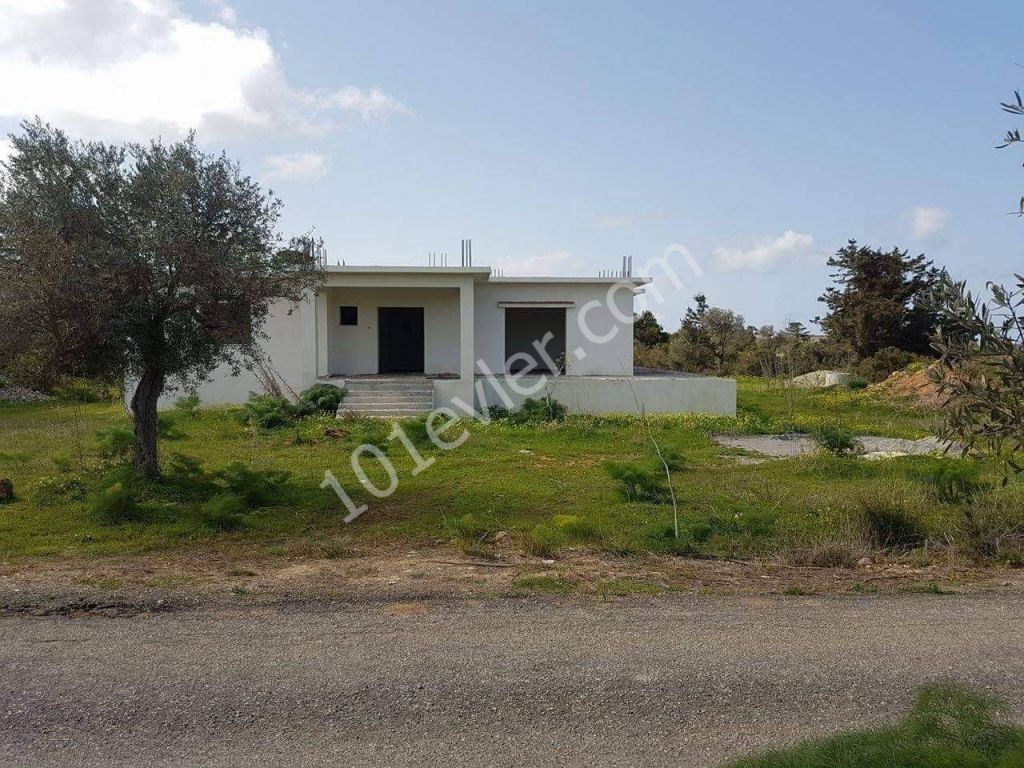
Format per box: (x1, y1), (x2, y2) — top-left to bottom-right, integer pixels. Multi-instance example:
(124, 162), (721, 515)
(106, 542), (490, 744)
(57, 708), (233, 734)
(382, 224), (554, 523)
(2, 592), (1022, 767)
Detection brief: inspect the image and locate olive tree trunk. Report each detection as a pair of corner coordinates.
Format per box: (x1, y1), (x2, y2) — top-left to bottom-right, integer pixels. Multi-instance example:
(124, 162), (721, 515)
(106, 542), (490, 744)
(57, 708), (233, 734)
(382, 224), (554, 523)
(130, 366), (165, 479)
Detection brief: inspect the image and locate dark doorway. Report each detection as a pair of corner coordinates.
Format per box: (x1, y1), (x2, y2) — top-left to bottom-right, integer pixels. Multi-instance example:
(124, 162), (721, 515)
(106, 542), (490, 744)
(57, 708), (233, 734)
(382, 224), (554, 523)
(378, 307), (425, 373)
(504, 307), (566, 373)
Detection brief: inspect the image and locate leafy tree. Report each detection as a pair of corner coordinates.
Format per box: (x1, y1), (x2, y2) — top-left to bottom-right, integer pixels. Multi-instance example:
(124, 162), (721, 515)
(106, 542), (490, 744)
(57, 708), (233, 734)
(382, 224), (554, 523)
(0, 120), (321, 477)
(998, 88), (1024, 215)
(782, 320), (810, 340)
(633, 309), (669, 347)
(929, 272), (1024, 472)
(669, 295), (753, 374)
(817, 239), (940, 359)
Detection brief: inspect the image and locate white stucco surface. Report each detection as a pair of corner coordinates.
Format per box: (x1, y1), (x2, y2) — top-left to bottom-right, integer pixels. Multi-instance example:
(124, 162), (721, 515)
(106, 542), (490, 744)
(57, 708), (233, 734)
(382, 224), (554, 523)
(323, 287), (460, 376)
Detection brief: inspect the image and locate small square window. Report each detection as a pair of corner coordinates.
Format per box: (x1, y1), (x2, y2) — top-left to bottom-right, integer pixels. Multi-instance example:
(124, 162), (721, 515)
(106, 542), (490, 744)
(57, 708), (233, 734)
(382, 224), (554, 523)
(339, 306), (358, 325)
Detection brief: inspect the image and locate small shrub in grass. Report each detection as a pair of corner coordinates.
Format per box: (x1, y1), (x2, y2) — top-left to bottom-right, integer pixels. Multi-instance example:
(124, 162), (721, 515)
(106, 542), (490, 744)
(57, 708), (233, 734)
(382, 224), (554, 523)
(523, 523), (565, 557)
(551, 514), (602, 542)
(156, 412), (185, 440)
(53, 377), (114, 402)
(31, 474), (88, 504)
(237, 394), (308, 429)
(213, 462), (291, 507)
(91, 469), (151, 524)
(855, 493), (926, 551)
(0, 477), (14, 503)
(95, 425), (134, 459)
(298, 383), (346, 413)
(485, 404), (510, 421)
(919, 460), (990, 505)
(444, 513), (494, 541)
(509, 396), (567, 424)
(812, 423), (859, 456)
(198, 493), (247, 532)
(725, 683), (1024, 768)
(172, 393), (201, 417)
(958, 496), (1024, 565)
(604, 461), (669, 503)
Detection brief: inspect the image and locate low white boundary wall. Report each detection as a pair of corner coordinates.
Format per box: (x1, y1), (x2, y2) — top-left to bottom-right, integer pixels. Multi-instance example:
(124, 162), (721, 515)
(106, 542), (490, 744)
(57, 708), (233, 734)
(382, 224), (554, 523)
(434, 375), (736, 416)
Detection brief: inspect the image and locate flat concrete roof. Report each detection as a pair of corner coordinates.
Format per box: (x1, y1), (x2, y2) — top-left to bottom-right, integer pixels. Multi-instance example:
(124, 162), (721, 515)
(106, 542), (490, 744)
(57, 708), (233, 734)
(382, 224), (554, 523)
(321, 265), (650, 285)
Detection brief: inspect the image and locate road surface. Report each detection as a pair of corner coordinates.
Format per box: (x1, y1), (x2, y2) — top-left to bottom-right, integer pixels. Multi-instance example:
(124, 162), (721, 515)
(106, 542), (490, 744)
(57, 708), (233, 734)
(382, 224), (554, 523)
(2, 593), (1022, 767)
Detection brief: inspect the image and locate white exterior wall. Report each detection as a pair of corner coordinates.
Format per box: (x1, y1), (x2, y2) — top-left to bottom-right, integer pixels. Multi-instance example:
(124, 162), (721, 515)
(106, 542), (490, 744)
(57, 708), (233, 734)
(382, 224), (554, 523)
(147, 297), (311, 409)
(473, 282), (635, 376)
(323, 287), (460, 376)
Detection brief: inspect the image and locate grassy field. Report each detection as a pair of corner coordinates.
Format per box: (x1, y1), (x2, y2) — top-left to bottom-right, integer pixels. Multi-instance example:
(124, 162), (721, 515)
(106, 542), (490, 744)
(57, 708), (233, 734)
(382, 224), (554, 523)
(0, 377), (1020, 563)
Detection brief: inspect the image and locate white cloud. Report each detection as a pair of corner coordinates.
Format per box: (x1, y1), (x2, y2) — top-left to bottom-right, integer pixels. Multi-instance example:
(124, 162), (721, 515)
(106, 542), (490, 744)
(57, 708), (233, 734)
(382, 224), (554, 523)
(712, 230), (814, 271)
(0, 0), (411, 140)
(909, 206), (949, 240)
(262, 151), (328, 180)
(492, 249), (584, 277)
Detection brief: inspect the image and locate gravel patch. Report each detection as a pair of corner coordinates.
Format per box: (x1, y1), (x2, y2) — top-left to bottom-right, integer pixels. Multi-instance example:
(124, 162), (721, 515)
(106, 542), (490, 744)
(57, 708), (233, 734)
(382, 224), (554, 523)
(714, 433), (963, 459)
(0, 387), (52, 403)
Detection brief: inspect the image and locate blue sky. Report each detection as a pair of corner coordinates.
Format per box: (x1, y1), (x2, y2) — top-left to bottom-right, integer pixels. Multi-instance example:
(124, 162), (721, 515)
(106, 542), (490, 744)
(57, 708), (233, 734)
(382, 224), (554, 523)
(1, 1), (1022, 330)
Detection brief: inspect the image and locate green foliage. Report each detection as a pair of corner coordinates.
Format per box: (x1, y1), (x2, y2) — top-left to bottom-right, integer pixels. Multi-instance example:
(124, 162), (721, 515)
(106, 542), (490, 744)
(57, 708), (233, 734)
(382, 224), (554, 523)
(173, 393), (201, 417)
(197, 493), (247, 532)
(298, 383), (346, 413)
(726, 684), (1024, 768)
(604, 461), (670, 503)
(918, 460), (989, 505)
(523, 523), (565, 557)
(813, 424), (859, 456)
(633, 309), (669, 347)
(90, 467), (150, 524)
(53, 378), (116, 402)
(551, 514), (603, 541)
(855, 493), (926, 551)
(444, 512), (495, 541)
(818, 239), (940, 359)
(509, 396), (567, 424)
(854, 346), (923, 382)
(929, 272), (1024, 473)
(213, 461), (291, 507)
(95, 425), (135, 459)
(0, 477), (14, 503)
(238, 393), (309, 429)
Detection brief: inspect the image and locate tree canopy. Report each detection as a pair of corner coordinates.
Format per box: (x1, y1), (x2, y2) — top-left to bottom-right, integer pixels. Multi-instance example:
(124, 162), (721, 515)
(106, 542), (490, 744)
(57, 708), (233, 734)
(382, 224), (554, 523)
(817, 239), (939, 359)
(0, 119), (322, 477)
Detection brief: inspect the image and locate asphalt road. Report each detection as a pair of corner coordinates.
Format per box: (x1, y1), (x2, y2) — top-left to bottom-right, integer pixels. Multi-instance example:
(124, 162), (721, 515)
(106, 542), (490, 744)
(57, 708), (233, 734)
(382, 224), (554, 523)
(2, 593), (1022, 767)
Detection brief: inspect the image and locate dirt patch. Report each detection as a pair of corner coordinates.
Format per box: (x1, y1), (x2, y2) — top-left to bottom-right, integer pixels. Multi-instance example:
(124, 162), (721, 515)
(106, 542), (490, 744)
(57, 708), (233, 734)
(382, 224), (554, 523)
(0, 544), (1018, 611)
(713, 433), (961, 459)
(868, 363), (949, 410)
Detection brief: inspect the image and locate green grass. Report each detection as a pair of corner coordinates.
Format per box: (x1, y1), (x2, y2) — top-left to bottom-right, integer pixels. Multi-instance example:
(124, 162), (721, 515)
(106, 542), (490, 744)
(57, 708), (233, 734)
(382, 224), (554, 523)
(723, 684), (1024, 767)
(0, 381), (1016, 561)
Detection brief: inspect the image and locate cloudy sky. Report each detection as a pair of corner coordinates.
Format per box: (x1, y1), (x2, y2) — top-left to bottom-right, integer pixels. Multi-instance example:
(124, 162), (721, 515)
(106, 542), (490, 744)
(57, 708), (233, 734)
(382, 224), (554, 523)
(1, 0), (1021, 329)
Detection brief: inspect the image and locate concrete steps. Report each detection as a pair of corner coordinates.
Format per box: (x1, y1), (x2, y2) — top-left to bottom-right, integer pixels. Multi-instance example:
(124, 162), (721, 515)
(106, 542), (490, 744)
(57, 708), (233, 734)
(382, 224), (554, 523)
(336, 377), (433, 419)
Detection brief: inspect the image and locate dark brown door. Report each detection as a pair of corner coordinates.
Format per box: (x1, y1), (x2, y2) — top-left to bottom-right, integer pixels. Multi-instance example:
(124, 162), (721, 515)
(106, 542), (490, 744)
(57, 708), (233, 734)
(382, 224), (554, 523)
(378, 307), (425, 373)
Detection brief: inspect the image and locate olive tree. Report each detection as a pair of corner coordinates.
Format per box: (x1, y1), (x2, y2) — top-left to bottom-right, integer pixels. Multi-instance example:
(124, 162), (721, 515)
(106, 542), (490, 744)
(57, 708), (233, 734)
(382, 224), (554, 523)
(0, 120), (322, 477)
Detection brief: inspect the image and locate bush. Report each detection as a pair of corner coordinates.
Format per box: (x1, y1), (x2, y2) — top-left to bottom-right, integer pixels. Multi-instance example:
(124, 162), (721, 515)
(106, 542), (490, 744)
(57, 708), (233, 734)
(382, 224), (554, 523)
(298, 383), (346, 413)
(523, 523), (565, 557)
(238, 393), (300, 429)
(53, 377), (116, 402)
(173, 393), (201, 417)
(0, 477), (14, 503)
(853, 347), (924, 383)
(604, 461), (669, 503)
(958, 496), (1024, 564)
(213, 462), (291, 507)
(91, 469), (150, 524)
(813, 423), (859, 456)
(95, 425), (135, 459)
(198, 493), (247, 531)
(919, 460), (990, 505)
(856, 493), (926, 550)
(509, 396), (567, 424)
(444, 512), (495, 541)
(551, 514), (602, 542)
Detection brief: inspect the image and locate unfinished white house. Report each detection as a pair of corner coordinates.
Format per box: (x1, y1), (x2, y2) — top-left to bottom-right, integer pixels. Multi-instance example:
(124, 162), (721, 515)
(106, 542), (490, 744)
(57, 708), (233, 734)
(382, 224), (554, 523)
(165, 260), (736, 417)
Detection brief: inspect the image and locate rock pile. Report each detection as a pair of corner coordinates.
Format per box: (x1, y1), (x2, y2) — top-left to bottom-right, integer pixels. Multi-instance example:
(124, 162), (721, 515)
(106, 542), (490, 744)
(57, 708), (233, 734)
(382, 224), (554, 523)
(0, 386), (52, 403)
